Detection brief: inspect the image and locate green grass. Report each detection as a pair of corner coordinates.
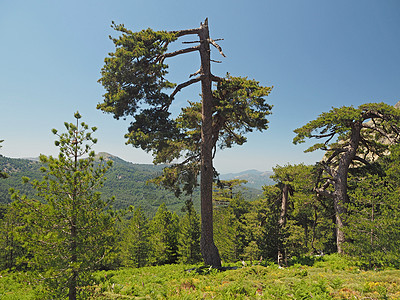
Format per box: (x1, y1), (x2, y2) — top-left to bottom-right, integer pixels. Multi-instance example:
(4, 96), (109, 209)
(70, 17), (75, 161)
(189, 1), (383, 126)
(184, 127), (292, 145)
(1, 254), (400, 299)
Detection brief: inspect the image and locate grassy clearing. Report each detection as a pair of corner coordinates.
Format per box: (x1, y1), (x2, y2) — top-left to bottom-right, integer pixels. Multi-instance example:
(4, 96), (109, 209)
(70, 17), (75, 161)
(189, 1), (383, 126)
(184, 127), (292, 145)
(1, 254), (400, 299)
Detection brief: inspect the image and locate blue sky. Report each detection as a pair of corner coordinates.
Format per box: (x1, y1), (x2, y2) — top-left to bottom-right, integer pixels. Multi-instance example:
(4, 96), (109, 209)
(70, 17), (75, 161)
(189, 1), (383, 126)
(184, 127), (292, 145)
(1, 0), (399, 173)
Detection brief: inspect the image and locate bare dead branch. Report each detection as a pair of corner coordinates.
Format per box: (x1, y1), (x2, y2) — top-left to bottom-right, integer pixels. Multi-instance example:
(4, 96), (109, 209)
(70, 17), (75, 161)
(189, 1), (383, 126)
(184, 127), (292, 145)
(211, 59), (222, 63)
(170, 76), (202, 99)
(209, 38), (226, 57)
(156, 45), (200, 64)
(320, 177), (335, 185)
(182, 40), (201, 44)
(189, 69), (201, 78)
(170, 28), (201, 37)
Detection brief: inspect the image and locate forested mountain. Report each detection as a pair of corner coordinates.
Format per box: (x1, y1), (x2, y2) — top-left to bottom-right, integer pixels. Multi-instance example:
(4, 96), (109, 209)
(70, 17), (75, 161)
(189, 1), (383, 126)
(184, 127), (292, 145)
(0, 153), (263, 216)
(220, 169), (274, 190)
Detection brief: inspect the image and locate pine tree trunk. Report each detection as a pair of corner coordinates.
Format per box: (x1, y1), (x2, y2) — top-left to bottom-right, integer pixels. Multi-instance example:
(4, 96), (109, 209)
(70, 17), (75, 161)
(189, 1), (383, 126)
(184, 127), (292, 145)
(332, 160), (349, 254)
(333, 182), (347, 254)
(332, 122), (361, 254)
(69, 209), (78, 300)
(198, 19), (221, 268)
(279, 184), (289, 227)
(277, 184), (289, 266)
(69, 135), (78, 300)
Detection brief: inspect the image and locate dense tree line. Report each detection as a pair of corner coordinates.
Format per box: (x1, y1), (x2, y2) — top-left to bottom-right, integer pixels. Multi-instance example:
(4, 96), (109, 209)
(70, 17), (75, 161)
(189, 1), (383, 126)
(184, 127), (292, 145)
(3, 146), (399, 275)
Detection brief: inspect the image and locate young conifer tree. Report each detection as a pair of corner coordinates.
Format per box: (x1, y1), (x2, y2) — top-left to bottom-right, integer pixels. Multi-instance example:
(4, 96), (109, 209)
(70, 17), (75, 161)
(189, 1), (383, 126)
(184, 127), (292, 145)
(10, 112), (116, 299)
(148, 203), (179, 265)
(178, 199), (202, 264)
(120, 206), (150, 268)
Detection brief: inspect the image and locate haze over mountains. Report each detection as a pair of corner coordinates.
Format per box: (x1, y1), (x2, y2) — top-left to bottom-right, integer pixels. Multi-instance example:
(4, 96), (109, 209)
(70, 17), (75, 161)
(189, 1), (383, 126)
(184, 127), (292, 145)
(220, 169), (274, 190)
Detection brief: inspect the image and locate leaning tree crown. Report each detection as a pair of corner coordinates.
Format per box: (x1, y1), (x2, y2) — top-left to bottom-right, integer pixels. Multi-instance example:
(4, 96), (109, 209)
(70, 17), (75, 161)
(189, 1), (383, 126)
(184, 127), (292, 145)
(98, 19), (273, 267)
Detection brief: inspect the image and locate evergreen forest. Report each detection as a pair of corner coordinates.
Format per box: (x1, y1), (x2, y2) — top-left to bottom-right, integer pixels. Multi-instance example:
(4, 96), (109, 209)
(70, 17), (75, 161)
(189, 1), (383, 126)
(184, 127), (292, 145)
(1, 19), (400, 299)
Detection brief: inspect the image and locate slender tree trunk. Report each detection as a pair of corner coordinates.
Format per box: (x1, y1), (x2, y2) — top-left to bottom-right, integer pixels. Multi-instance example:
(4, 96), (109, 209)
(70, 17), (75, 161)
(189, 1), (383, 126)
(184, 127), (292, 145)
(69, 132), (78, 300)
(198, 18), (221, 267)
(278, 184), (289, 227)
(369, 198), (375, 269)
(69, 221), (77, 300)
(277, 184), (289, 266)
(311, 205), (318, 252)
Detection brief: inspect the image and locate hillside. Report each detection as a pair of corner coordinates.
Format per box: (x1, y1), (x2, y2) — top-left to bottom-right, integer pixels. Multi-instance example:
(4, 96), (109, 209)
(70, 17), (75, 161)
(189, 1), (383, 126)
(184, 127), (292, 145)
(0, 153), (266, 217)
(219, 169), (274, 190)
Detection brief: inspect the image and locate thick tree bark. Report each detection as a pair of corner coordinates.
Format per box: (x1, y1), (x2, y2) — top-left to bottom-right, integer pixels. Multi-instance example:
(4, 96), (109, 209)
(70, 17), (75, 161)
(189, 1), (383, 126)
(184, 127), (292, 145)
(198, 19), (221, 267)
(331, 121), (362, 254)
(332, 173), (348, 254)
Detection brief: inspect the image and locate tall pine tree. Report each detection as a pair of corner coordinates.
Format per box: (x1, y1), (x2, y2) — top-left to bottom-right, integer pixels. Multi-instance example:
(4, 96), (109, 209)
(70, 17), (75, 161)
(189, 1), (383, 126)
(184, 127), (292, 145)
(97, 19), (273, 267)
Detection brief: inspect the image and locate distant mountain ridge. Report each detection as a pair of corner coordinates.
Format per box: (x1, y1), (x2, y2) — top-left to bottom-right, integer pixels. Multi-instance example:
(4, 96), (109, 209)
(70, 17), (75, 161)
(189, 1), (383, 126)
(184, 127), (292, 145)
(23, 153), (274, 190)
(0, 153), (271, 216)
(219, 169), (274, 190)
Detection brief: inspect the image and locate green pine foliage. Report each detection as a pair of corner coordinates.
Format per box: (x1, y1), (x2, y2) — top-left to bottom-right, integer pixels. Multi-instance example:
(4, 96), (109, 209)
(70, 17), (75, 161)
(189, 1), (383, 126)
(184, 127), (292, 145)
(244, 195), (282, 262)
(7, 113), (117, 299)
(212, 181), (252, 263)
(214, 206), (240, 263)
(346, 174), (394, 268)
(0, 203), (27, 271)
(148, 203), (179, 265)
(120, 206), (150, 268)
(97, 22), (273, 197)
(345, 144), (400, 268)
(293, 102), (400, 254)
(178, 199), (202, 264)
